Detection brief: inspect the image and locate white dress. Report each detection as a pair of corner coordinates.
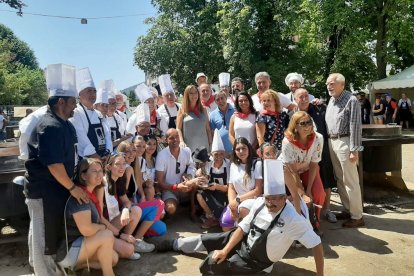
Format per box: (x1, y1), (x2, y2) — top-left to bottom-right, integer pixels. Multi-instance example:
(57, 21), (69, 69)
(233, 114), (257, 146)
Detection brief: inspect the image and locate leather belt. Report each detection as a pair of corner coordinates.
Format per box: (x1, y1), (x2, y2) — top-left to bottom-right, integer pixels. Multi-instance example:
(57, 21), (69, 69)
(329, 133), (350, 139)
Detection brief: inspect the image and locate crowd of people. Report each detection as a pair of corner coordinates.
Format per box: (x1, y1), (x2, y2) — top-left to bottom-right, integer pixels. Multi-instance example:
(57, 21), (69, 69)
(19, 63), (369, 275)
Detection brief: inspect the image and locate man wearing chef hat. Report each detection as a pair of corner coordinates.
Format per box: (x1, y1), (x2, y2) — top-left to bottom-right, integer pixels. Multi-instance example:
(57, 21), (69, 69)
(126, 83), (154, 137)
(24, 64), (89, 275)
(157, 74), (182, 135)
(156, 159), (324, 275)
(70, 68), (112, 159)
(196, 72), (208, 86)
(284, 72), (315, 102)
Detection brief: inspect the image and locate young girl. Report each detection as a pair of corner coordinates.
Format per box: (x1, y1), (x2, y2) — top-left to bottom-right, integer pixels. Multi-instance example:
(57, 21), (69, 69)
(256, 89), (288, 151)
(97, 153), (156, 256)
(118, 141), (166, 238)
(219, 138), (263, 231)
(133, 135), (156, 200)
(56, 158), (117, 275)
(143, 134), (161, 197)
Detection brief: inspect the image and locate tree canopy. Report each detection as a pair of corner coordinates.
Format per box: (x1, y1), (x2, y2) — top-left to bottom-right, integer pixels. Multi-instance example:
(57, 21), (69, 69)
(0, 24), (47, 105)
(134, 0), (414, 96)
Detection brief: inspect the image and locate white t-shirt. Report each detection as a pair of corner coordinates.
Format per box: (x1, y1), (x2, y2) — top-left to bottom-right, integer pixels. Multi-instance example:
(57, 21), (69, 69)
(252, 92), (292, 112)
(155, 146), (196, 186)
(157, 103), (182, 135)
(205, 159), (231, 185)
(106, 113), (125, 137)
(229, 160), (263, 196)
(280, 132), (323, 173)
(233, 113), (257, 146)
(238, 198), (321, 263)
(284, 91), (315, 103)
(0, 114), (5, 130)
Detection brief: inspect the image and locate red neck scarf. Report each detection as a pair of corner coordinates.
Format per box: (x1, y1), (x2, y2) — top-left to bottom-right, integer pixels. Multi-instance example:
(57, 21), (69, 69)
(117, 105), (127, 113)
(189, 105), (201, 118)
(201, 95), (215, 108)
(260, 109), (279, 116)
(287, 132), (316, 151)
(235, 111), (250, 119)
(80, 186), (102, 216)
(150, 109), (157, 125)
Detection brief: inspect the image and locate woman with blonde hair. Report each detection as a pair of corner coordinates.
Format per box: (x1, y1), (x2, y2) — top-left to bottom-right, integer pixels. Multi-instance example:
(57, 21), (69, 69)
(256, 89), (288, 152)
(176, 85), (212, 152)
(281, 111), (326, 235)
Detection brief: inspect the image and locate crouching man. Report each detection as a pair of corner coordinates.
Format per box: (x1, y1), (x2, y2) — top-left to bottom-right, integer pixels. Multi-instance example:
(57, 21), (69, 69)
(157, 160), (324, 275)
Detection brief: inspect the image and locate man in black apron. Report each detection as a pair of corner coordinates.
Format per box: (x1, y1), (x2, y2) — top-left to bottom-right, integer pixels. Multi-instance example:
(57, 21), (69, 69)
(157, 74), (181, 135)
(157, 160), (324, 275)
(24, 64), (89, 275)
(70, 68), (112, 159)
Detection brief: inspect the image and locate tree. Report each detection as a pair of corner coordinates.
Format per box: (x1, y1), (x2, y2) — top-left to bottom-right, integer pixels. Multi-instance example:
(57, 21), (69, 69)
(0, 0), (25, 14)
(0, 24), (47, 105)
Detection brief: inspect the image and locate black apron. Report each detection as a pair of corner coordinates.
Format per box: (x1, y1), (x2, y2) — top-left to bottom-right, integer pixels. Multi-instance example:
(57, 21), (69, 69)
(80, 103), (107, 157)
(108, 115), (122, 142)
(200, 165), (228, 218)
(164, 104), (179, 129)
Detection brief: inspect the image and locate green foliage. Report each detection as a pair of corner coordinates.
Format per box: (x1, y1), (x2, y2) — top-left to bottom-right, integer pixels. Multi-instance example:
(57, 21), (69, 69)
(135, 0), (414, 94)
(0, 23), (47, 105)
(0, 0), (25, 12)
(128, 90), (139, 107)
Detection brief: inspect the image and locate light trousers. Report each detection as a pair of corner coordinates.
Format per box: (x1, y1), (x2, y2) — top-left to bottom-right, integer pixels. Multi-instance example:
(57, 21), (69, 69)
(328, 137), (363, 219)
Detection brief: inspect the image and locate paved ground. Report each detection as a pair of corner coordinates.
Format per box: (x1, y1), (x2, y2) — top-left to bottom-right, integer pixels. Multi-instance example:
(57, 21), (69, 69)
(1, 134), (414, 276)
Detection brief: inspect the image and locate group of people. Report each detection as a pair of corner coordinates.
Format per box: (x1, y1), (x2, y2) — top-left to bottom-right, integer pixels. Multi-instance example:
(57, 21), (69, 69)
(361, 92), (412, 128)
(19, 63), (366, 275)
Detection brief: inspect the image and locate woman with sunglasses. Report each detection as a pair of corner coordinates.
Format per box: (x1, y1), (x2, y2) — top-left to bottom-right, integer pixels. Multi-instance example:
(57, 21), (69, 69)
(176, 85), (212, 152)
(96, 153), (156, 260)
(219, 138), (263, 232)
(56, 158), (118, 275)
(256, 89), (288, 152)
(281, 111), (326, 235)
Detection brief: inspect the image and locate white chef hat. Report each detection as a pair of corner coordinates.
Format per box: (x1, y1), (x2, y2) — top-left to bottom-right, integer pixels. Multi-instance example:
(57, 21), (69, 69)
(108, 91), (116, 100)
(219, 72), (230, 87)
(135, 103), (151, 124)
(47, 64), (77, 97)
(135, 83), (153, 103)
(211, 129), (225, 152)
(95, 88), (109, 104)
(263, 159), (286, 195)
(76, 67), (95, 94)
(158, 74), (174, 95)
(100, 80), (115, 93)
(196, 72), (207, 83)
(285, 73), (304, 86)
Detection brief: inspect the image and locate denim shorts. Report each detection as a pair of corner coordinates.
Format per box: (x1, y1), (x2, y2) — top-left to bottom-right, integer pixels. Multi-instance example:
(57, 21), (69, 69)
(57, 236), (84, 271)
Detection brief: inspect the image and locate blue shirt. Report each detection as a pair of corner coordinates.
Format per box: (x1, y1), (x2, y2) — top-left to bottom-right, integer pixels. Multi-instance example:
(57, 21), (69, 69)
(209, 104), (235, 151)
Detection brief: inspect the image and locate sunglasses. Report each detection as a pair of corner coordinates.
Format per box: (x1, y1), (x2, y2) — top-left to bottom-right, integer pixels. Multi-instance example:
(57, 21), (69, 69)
(297, 120), (313, 127)
(176, 161), (181, 174)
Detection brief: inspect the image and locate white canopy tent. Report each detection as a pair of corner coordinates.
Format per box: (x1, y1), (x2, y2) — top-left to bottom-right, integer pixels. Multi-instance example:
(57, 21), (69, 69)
(371, 65), (414, 90)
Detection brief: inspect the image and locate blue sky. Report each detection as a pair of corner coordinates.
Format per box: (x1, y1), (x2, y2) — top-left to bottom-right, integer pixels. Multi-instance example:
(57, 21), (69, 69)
(0, 0), (157, 90)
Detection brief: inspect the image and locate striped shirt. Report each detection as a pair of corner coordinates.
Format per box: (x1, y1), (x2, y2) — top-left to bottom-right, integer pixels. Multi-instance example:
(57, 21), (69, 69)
(326, 90), (363, 151)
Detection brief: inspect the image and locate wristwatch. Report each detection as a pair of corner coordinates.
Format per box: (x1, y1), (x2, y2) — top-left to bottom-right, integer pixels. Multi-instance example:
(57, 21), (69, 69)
(235, 196), (241, 204)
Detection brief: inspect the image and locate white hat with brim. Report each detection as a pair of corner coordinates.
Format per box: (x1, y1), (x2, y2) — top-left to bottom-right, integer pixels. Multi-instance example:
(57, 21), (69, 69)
(196, 72), (207, 83)
(263, 159), (286, 196)
(47, 64), (77, 97)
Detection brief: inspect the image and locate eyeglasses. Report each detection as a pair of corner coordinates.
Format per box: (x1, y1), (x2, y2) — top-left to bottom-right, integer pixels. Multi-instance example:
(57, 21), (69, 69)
(175, 161), (181, 174)
(113, 162), (127, 168)
(297, 120), (313, 127)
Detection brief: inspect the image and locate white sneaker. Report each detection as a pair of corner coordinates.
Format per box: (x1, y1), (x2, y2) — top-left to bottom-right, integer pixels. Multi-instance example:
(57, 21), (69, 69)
(134, 239), (155, 253)
(127, 252), (141, 260)
(325, 210), (337, 223)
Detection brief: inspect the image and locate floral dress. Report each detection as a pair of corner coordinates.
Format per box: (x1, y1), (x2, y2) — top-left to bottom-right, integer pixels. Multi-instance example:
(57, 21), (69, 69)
(256, 111), (288, 150)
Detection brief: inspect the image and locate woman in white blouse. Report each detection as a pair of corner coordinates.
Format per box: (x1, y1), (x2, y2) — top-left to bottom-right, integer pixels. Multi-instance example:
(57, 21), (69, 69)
(229, 92), (258, 149)
(281, 111), (326, 233)
(219, 137), (263, 231)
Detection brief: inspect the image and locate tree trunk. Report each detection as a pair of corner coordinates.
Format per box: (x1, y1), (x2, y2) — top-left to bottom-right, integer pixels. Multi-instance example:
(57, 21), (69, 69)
(375, 0), (388, 79)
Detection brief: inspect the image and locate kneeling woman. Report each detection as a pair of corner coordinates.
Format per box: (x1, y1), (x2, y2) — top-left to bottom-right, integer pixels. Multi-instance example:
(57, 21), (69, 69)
(98, 153), (156, 259)
(56, 158), (117, 276)
(220, 137), (263, 231)
(281, 111), (326, 232)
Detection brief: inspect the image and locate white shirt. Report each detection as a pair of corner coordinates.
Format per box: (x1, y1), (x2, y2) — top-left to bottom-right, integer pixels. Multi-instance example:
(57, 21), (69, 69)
(155, 146), (196, 186)
(280, 132), (323, 173)
(157, 103), (181, 135)
(204, 101), (218, 114)
(115, 110), (128, 133)
(233, 113), (257, 146)
(284, 91), (315, 102)
(69, 104), (112, 157)
(0, 114), (5, 130)
(398, 98), (412, 107)
(239, 198), (321, 263)
(18, 105), (48, 160)
(106, 113), (125, 136)
(252, 92), (292, 112)
(229, 160), (263, 195)
(205, 159), (231, 185)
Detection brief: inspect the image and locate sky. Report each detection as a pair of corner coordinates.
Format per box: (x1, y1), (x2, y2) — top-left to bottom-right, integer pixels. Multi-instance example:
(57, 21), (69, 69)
(0, 0), (157, 90)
